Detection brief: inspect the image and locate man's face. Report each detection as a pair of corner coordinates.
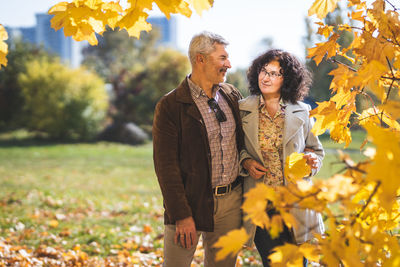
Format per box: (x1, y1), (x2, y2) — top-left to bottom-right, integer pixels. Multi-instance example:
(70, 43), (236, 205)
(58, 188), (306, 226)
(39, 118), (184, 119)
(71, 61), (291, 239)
(203, 43), (231, 84)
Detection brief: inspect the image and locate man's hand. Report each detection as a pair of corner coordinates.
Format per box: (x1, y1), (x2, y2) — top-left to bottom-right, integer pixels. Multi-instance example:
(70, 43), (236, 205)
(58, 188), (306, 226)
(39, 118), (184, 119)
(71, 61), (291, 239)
(174, 216), (197, 249)
(303, 148), (318, 169)
(242, 159), (267, 179)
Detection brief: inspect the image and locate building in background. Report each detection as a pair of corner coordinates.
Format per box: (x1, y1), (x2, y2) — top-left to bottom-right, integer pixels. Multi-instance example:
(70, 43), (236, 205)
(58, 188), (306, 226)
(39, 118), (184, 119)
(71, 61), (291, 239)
(148, 16), (177, 48)
(6, 14), (178, 67)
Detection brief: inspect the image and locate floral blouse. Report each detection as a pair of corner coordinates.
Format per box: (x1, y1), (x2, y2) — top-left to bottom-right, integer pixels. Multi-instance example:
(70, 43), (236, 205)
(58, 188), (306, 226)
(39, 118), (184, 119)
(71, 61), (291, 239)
(258, 97), (286, 187)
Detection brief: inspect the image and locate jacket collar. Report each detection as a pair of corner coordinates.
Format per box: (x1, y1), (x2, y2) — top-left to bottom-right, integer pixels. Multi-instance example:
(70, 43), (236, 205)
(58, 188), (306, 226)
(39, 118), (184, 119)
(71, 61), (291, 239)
(175, 77), (194, 104)
(239, 94), (304, 113)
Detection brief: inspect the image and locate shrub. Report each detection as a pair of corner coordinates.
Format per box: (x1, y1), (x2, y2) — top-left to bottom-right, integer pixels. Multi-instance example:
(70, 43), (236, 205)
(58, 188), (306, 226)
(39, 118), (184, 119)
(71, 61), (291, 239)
(18, 58), (108, 140)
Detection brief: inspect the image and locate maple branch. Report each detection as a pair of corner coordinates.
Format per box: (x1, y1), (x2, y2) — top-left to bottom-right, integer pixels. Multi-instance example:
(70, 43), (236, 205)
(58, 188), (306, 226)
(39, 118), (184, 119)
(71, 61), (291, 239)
(383, 57), (395, 105)
(384, 0), (398, 11)
(351, 181), (381, 226)
(328, 58), (357, 72)
(381, 76), (400, 81)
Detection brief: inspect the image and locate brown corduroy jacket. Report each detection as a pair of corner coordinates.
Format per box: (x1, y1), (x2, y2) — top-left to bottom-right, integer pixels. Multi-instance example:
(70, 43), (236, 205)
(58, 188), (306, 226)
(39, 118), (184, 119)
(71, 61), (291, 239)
(152, 77), (244, 232)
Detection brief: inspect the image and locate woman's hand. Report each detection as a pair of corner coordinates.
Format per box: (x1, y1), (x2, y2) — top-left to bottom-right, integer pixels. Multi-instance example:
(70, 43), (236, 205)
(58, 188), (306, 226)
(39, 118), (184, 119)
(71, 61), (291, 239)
(303, 148), (318, 169)
(242, 159), (267, 179)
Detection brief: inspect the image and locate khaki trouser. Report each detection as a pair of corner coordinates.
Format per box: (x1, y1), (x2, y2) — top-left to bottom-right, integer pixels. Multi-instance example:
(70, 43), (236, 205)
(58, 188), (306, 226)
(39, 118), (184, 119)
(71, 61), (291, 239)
(163, 184), (242, 267)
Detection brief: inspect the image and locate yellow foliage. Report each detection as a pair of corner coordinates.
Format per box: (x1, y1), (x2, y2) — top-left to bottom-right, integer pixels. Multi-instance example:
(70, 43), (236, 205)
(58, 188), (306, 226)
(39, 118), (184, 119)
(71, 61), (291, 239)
(213, 228), (248, 261)
(308, 0), (342, 19)
(284, 152), (311, 182)
(307, 33), (340, 66)
(310, 101), (338, 136)
(48, 0), (213, 44)
(0, 24), (8, 69)
(242, 183), (275, 229)
(269, 243), (305, 267)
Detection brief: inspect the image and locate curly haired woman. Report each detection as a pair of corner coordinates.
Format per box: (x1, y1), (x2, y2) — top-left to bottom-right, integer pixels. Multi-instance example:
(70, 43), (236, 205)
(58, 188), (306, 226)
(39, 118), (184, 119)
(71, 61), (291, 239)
(240, 49), (325, 267)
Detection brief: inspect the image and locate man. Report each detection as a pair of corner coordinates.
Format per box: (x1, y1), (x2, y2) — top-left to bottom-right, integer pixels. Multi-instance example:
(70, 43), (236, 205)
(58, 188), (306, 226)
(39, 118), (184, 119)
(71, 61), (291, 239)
(153, 31), (244, 266)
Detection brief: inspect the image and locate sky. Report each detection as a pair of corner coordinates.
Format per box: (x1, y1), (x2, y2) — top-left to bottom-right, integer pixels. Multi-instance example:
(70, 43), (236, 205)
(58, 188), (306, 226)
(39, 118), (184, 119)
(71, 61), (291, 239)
(0, 0), (316, 70)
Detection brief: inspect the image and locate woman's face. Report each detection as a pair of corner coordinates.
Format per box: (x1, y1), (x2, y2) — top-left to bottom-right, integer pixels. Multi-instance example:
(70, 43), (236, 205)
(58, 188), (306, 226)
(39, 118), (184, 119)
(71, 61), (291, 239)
(258, 60), (283, 99)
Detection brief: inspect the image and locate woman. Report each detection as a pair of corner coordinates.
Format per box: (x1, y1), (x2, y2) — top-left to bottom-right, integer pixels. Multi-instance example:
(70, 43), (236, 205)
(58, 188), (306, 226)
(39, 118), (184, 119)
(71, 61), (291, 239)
(239, 49), (325, 266)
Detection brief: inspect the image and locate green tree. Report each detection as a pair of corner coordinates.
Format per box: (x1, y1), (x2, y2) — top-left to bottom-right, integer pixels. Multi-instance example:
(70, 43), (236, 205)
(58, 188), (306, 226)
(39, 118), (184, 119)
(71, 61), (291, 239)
(18, 58), (108, 140)
(0, 40), (54, 130)
(226, 68), (248, 97)
(82, 28), (189, 130)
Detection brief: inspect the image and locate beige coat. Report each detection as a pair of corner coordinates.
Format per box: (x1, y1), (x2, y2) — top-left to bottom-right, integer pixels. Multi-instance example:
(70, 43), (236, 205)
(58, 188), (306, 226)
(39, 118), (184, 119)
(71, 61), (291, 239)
(239, 95), (325, 246)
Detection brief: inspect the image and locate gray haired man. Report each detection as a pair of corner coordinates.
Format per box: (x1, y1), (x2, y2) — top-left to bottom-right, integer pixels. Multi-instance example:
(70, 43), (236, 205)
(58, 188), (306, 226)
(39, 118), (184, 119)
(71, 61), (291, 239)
(153, 31), (245, 266)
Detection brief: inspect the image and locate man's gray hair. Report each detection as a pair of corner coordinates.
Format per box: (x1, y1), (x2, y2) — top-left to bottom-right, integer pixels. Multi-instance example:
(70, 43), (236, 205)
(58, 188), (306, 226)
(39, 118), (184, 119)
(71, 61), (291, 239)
(188, 31), (229, 66)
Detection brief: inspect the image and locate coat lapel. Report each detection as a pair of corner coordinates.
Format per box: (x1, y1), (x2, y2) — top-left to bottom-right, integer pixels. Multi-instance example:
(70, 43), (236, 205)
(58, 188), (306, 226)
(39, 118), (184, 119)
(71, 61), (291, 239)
(175, 78), (203, 122)
(283, 103), (305, 147)
(239, 95), (264, 163)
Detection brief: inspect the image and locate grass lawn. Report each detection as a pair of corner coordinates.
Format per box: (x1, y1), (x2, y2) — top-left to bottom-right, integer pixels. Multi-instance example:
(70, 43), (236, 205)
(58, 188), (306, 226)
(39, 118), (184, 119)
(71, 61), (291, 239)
(0, 130), (370, 266)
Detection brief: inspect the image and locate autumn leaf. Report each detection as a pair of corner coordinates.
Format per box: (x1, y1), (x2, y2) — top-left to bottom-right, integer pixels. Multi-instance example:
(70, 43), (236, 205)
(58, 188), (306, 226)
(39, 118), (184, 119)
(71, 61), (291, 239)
(49, 220), (59, 228)
(317, 174), (359, 202)
(364, 122), (400, 212)
(213, 228), (248, 261)
(242, 183), (275, 229)
(358, 107), (400, 131)
(298, 242), (320, 262)
(188, 0), (213, 15)
(307, 33), (339, 65)
(269, 243), (304, 267)
(155, 0), (192, 19)
(284, 152), (311, 182)
(48, 0), (213, 44)
(0, 24), (8, 69)
(310, 101), (338, 136)
(308, 0), (341, 19)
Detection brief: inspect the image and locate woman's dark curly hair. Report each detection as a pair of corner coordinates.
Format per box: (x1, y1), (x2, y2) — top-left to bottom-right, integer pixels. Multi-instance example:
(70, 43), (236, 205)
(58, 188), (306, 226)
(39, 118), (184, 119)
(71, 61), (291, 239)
(247, 49), (312, 103)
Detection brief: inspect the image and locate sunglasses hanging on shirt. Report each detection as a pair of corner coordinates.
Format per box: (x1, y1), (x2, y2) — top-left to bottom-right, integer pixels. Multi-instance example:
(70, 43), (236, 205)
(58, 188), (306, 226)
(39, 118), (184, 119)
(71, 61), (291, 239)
(207, 98), (227, 123)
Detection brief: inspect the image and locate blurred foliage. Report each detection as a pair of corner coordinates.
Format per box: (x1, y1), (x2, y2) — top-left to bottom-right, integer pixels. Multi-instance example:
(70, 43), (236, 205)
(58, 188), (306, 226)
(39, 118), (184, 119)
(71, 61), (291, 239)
(82, 28), (189, 127)
(0, 41), (54, 131)
(18, 58), (108, 140)
(304, 5), (354, 102)
(226, 68), (249, 97)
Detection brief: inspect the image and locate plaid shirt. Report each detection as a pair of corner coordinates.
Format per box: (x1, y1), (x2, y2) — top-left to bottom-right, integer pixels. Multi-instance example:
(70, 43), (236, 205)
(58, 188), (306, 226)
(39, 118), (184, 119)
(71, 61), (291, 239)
(188, 77), (239, 188)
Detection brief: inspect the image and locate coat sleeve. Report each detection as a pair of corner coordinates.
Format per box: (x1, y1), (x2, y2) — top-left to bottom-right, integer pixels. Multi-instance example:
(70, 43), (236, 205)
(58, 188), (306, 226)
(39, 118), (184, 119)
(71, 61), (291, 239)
(153, 97), (192, 222)
(304, 105), (325, 176)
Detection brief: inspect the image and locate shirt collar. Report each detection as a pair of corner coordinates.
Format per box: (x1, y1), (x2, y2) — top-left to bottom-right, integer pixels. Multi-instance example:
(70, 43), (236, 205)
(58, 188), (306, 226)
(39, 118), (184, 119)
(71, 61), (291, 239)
(258, 95), (287, 109)
(187, 75), (220, 99)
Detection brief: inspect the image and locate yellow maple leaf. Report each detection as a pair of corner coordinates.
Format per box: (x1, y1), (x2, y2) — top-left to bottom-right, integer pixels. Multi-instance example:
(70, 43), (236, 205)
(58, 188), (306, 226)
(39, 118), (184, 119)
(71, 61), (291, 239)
(308, 0), (341, 19)
(364, 122), (400, 212)
(269, 243), (304, 267)
(358, 107), (400, 131)
(269, 215), (284, 239)
(284, 152), (311, 182)
(380, 100), (400, 120)
(316, 22), (334, 38)
(350, 10), (365, 22)
(310, 101), (338, 136)
(0, 24), (9, 69)
(242, 183), (275, 228)
(307, 33), (339, 66)
(353, 32), (396, 66)
(118, 9), (152, 38)
(213, 228), (248, 261)
(299, 242), (320, 262)
(329, 64), (355, 94)
(317, 174), (359, 202)
(188, 0), (213, 16)
(155, 0), (192, 19)
(330, 123), (352, 148)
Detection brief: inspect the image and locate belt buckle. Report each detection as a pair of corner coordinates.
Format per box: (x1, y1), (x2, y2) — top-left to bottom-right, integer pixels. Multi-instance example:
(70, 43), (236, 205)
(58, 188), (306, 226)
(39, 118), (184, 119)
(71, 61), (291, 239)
(215, 184), (231, 196)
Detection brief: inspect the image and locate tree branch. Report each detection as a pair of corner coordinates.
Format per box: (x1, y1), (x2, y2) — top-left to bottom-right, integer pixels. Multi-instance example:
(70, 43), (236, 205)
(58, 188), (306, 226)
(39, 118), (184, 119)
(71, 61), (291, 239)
(351, 181), (381, 226)
(328, 58), (357, 72)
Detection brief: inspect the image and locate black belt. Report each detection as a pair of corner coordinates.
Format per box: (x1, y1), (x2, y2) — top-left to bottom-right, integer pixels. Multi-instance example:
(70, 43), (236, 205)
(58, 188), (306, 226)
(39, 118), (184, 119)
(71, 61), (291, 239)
(213, 176), (243, 196)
